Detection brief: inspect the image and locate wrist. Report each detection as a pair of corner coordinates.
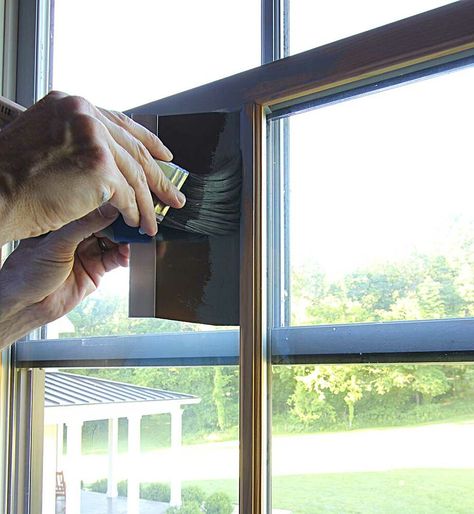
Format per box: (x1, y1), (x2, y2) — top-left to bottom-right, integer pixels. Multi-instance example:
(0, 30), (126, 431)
(0, 268), (28, 320)
(0, 303), (44, 348)
(0, 172), (20, 246)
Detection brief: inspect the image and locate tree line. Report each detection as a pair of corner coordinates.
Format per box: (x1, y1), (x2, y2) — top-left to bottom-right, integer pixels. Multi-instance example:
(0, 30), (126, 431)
(65, 220), (474, 438)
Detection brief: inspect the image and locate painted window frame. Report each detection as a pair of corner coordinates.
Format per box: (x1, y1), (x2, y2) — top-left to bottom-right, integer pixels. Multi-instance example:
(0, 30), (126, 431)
(10, 1), (474, 513)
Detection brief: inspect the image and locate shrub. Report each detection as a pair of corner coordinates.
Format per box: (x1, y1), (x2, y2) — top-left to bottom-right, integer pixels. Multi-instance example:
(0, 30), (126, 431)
(182, 485), (206, 506)
(117, 480), (127, 497)
(204, 492), (233, 514)
(140, 482), (171, 502)
(166, 501), (202, 514)
(87, 478), (107, 494)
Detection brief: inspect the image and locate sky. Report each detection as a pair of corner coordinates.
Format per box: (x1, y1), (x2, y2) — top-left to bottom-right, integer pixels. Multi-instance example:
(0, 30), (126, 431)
(288, 65), (474, 276)
(48, 0), (463, 332)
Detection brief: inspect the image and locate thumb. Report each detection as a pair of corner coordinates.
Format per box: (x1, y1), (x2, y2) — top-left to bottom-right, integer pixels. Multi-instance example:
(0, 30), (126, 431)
(48, 205), (119, 248)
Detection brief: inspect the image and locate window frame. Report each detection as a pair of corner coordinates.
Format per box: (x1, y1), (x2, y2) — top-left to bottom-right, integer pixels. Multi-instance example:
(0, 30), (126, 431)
(10, 2), (474, 514)
(16, 0), (474, 366)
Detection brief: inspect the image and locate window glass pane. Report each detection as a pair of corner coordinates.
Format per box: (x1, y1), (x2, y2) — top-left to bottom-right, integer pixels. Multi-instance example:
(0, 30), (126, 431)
(46, 1), (251, 339)
(289, 1), (453, 55)
(42, 366), (239, 513)
(272, 363), (474, 513)
(45, 268), (216, 339)
(51, 0), (260, 110)
(285, 65), (474, 327)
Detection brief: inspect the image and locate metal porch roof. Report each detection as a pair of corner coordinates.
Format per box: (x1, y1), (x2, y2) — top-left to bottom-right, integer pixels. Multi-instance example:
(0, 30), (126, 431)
(45, 371), (198, 407)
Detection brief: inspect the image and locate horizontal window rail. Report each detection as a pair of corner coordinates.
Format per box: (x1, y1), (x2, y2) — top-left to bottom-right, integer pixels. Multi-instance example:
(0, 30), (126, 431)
(15, 330), (240, 368)
(127, 2), (474, 115)
(16, 319), (474, 367)
(272, 319), (474, 364)
(267, 51), (474, 120)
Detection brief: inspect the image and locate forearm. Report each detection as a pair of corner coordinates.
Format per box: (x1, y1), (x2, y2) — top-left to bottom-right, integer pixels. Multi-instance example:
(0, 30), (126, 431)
(0, 267), (42, 348)
(0, 171), (20, 247)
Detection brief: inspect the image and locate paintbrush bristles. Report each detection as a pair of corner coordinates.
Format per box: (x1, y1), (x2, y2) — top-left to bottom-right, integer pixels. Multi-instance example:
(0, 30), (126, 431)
(161, 155), (241, 236)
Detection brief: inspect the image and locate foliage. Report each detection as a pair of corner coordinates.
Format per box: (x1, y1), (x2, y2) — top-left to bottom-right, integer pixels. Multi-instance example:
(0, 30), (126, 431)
(64, 292), (198, 338)
(74, 366), (238, 444)
(212, 368), (238, 431)
(289, 364), (460, 430)
(166, 502), (203, 514)
(204, 492), (233, 514)
(70, 219), (474, 439)
(85, 479), (171, 501)
(118, 480), (127, 497)
(141, 482), (170, 502)
(85, 478), (107, 493)
(182, 485), (206, 505)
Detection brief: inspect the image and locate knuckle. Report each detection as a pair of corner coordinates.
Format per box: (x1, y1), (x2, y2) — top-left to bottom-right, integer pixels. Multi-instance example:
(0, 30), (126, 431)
(86, 144), (109, 168)
(135, 141), (153, 168)
(46, 90), (66, 100)
(107, 110), (132, 128)
(59, 94), (91, 115)
(155, 169), (172, 194)
(71, 113), (102, 140)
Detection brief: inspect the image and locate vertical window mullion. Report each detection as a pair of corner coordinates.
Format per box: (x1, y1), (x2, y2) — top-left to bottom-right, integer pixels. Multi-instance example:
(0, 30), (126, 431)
(261, 1), (289, 513)
(262, 0), (284, 64)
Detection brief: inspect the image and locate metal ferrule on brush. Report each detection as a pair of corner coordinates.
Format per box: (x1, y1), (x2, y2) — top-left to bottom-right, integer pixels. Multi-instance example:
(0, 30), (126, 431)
(154, 161), (189, 223)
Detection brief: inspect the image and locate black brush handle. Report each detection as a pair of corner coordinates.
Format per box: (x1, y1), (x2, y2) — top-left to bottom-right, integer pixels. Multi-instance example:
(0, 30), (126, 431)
(102, 216), (153, 243)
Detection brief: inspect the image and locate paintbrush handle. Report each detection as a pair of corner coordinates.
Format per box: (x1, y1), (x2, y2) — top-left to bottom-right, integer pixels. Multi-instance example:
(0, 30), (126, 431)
(0, 95), (26, 128)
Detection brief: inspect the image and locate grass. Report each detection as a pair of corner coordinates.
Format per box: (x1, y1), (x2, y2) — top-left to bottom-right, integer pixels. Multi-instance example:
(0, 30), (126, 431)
(185, 469), (474, 514)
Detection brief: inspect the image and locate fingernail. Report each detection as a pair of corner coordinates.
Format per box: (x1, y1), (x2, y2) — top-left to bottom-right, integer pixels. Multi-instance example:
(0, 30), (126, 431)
(138, 227), (146, 235)
(100, 204), (119, 218)
(164, 147), (173, 161)
(175, 191), (186, 206)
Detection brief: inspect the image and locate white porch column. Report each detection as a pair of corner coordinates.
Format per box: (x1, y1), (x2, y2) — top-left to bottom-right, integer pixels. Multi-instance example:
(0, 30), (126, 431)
(170, 407), (183, 507)
(107, 417), (119, 498)
(56, 422), (64, 471)
(66, 420), (83, 514)
(42, 424), (57, 514)
(127, 414), (142, 514)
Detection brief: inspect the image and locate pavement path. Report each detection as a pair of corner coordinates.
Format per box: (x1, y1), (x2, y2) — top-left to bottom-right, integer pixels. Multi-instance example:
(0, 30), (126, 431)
(77, 419), (474, 484)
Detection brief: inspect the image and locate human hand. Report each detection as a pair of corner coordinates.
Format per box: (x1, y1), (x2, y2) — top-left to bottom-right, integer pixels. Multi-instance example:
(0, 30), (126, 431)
(0, 91), (185, 246)
(0, 205), (127, 346)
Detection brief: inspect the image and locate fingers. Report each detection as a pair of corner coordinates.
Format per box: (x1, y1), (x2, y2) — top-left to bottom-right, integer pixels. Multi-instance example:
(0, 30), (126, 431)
(68, 113), (141, 230)
(96, 110), (186, 210)
(28, 93), (185, 238)
(99, 108), (173, 161)
(105, 136), (157, 235)
(48, 205), (120, 250)
(75, 235), (129, 291)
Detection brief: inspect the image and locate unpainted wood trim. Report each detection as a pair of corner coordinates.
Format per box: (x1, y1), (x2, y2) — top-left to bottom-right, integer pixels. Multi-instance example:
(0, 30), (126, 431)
(128, 1), (474, 116)
(239, 102), (265, 514)
(29, 369), (45, 514)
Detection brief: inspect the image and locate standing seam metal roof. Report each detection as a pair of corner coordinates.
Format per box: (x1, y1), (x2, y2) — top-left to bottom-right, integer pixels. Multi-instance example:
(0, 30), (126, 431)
(44, 372), (198, 407)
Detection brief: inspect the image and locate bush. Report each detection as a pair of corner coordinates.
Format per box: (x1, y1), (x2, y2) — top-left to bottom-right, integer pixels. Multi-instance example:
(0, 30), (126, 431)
(166, 502), (202, 514)
(204, 492), (233, 514)
(182, 485), (206, 506)
(118, 480), (127, 497)
(141, 482), (171, 502)
(87, 478), (107, 494)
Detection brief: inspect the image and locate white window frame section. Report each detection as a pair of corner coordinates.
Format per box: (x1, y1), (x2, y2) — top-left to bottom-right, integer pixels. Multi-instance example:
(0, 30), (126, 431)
(10, 1), (474, 514)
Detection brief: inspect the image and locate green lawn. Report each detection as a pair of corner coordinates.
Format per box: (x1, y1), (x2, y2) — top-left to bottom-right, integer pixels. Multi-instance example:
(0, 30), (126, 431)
(186, 468), (474, 514)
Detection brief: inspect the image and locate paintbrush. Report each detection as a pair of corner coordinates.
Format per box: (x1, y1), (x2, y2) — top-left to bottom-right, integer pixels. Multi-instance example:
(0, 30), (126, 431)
(0, 95), (241, 242)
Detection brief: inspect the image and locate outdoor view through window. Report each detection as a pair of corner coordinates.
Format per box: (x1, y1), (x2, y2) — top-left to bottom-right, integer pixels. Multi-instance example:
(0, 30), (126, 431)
(42, 0), (259, 513)
(271, 65), (474, 512)
(40, 0), (474, 513)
